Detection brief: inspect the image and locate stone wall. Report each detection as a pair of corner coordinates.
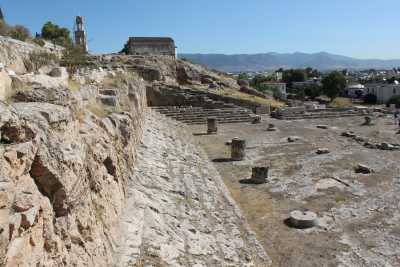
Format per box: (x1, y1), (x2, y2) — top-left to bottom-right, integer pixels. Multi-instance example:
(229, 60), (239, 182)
(0, 72), (147, 266)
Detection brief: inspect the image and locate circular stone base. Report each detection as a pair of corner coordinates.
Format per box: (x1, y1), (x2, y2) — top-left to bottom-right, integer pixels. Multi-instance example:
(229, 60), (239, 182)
(289, 210), (318, 229)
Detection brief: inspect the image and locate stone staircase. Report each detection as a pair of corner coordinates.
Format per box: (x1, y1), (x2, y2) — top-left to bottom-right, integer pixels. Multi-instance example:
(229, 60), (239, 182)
(272, 107), (367, 120)
(152, 106), (256, 125)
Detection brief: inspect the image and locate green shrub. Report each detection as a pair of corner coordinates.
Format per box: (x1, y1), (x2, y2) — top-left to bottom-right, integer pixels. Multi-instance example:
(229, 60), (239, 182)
(120, 41), (129, 54)
(32, 38), (45, 47)
(61, 45), (89, 74)
(9, 25), (30, 41)
(29, 51), (58, 70)
(0, 20), (11, 36)
(387, 95), (400, 108)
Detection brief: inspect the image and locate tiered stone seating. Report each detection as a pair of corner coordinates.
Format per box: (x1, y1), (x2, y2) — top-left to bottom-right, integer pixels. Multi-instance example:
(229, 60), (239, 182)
(273, 107), (366, 120)
(152, 106), (256, 125)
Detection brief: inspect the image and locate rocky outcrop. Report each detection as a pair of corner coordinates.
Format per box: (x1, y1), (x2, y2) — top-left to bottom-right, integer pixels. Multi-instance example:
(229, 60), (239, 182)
(89, 54), (240, 90)
(0, 69), (12, 101)
(0, 36), (62, 74)
(0, 72), (147, 266)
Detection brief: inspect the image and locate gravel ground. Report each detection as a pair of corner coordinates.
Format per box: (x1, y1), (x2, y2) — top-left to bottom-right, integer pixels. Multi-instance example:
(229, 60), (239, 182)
(191, 114), (400, 267)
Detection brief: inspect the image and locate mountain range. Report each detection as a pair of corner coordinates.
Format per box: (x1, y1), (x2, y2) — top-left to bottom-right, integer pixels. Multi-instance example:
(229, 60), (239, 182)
(179, 52), (400, 72)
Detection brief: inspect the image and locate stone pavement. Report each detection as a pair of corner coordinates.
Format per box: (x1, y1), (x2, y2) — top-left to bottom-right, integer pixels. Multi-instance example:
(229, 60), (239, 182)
(113, 110), (270, 267)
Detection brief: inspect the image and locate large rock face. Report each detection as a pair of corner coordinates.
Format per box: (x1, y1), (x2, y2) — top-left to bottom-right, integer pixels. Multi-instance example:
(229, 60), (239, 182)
(0, 72), (147, 266)
(0, 70), (12, 101)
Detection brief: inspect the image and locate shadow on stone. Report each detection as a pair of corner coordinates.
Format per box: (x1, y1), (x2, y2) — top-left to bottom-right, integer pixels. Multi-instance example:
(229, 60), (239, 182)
(283, 218), (312, 229)
(193, 133), (211, 136)
(212, 158), (235, 163)
(239, 178), (266, 185)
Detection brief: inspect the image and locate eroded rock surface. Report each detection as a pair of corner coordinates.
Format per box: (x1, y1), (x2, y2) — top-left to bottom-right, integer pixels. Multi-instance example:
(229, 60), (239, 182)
(0, 72), (147, 266)
(114, 111), (270, 267)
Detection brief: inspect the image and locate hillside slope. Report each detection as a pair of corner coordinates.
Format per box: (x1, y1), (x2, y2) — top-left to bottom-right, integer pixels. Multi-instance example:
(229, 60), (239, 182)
(181, 52), (400, 72)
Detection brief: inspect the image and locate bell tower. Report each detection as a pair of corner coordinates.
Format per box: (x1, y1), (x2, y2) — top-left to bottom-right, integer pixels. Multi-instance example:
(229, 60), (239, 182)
(0, 7), (4, 21)
(74, 16), (88, 53)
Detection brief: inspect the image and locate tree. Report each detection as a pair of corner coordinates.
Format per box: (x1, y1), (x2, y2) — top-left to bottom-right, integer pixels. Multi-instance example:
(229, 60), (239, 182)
(237, 73), (249, 81)
(120, 40), (130, 54)
(60, 45), (89, 74)
(363, 93), (377, 104)
(322, 71), (346, 101)
(41, 21), (72, 47)
(304, 84), (322, 99)
(387, 76), (397, 84)
(10, 25), (30, 41)
(250, 74), (269, 86)
(387, 95), (400, 108)
(282, 69), (306, 86)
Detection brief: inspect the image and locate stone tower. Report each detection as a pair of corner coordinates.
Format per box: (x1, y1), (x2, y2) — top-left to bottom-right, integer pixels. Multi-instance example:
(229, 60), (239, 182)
(74, 16), (88, 53)
(0, 7), (4, 21)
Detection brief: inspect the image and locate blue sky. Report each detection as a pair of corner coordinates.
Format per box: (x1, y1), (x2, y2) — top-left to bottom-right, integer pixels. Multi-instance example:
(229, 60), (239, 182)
(1, 0), (399, 59)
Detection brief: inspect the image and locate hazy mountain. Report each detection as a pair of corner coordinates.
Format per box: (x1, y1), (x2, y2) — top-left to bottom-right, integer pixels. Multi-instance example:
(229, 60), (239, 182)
(179, 52), (400, 72)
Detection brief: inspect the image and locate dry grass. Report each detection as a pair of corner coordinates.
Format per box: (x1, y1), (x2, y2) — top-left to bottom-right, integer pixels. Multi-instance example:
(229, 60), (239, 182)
(330, 97), (353, 108)
(216, 88), (285, 108)
(87, 100), (109, 118)
(68, 79), (81, 92)
(102, 72), (128, 89)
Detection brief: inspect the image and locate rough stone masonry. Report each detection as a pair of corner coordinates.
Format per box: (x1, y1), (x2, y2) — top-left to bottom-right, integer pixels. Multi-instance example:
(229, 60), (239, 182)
(114, 111), (270, 266)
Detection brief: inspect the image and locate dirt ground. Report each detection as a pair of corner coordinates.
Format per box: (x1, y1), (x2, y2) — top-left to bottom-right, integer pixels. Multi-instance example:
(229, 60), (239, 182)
(190, 114), (400, 267)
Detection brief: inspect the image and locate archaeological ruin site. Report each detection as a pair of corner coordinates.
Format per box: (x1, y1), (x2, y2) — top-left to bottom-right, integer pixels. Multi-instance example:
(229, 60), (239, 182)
(0, 8), (400, 267)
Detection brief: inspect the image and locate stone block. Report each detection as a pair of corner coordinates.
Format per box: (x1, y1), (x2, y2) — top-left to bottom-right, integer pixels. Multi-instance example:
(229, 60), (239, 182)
(231, 138), (246, 161)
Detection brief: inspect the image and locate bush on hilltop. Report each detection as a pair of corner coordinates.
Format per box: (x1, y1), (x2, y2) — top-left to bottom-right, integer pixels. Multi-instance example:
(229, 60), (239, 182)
(9, 25), (30, 41)
(41, 21), (72, 47)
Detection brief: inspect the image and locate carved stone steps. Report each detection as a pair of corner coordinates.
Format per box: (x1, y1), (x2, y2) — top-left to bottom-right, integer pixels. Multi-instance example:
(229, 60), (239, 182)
(280, 112), (365, 120)
(185, 118), (254, 125)
(151, 106), (255, 125)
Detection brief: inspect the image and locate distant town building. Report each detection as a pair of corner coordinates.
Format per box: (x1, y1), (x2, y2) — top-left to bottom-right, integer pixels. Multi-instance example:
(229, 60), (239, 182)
(365, 82), (400, 103)
(125, 37), (177, 58)
(74, 16), (88, 53)
(345, 84), (365, 98)
(275, 72), (283, 81)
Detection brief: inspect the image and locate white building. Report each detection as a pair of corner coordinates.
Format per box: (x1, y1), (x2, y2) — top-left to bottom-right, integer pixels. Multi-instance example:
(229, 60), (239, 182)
(365, 82), (400, 103)
(345, 84), (365, 98)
